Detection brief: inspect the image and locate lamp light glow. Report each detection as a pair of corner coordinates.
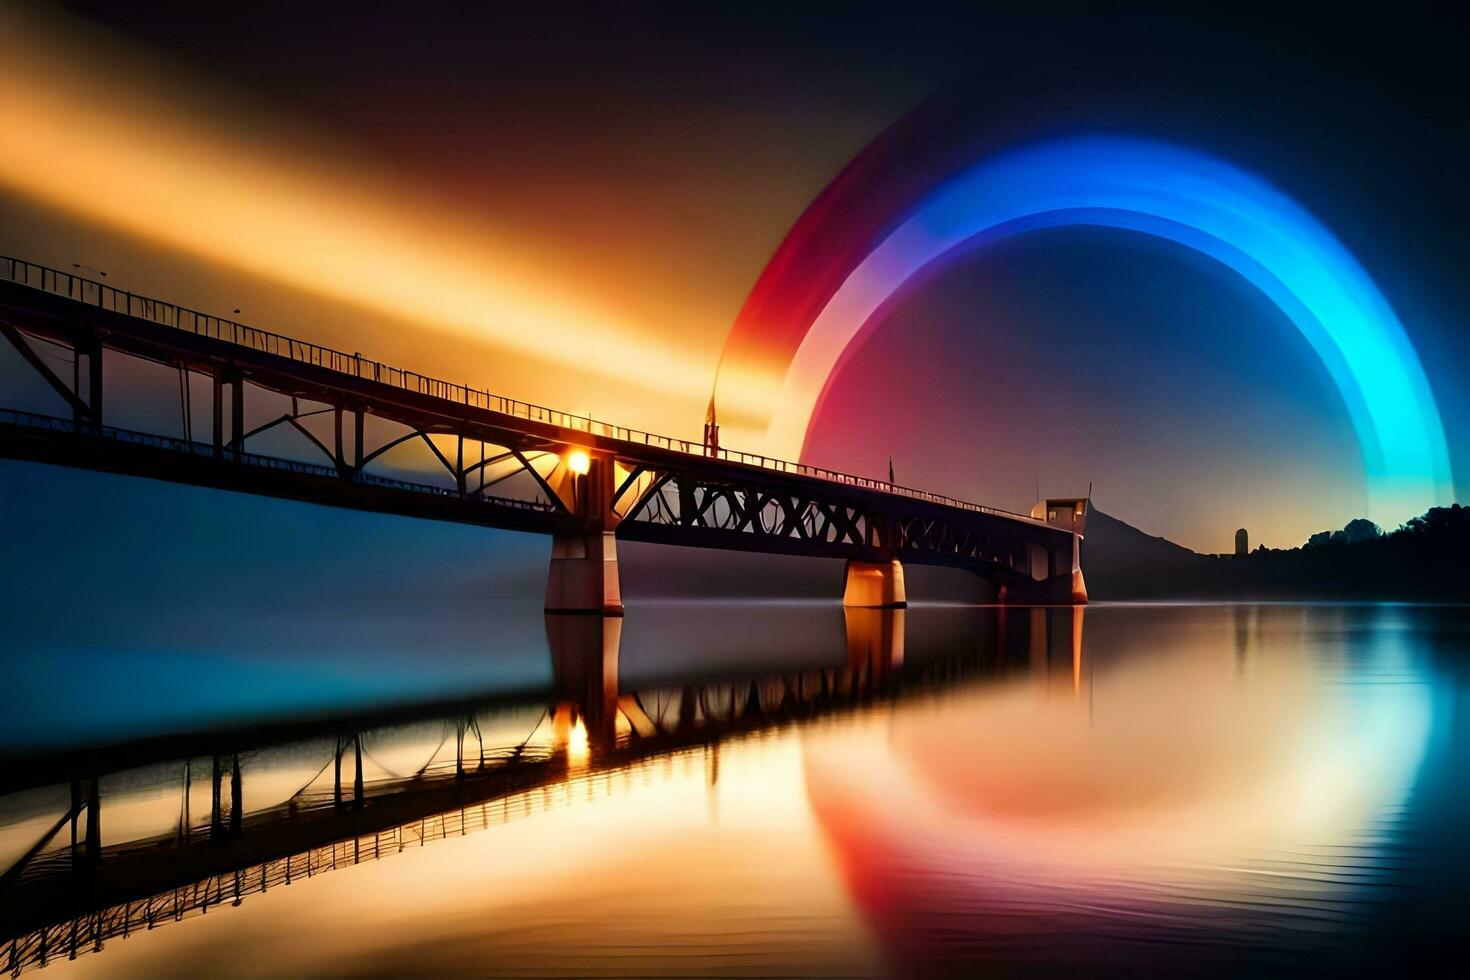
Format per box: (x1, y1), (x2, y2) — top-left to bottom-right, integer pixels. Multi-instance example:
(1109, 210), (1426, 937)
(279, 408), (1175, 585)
(567, 717), (590, 768)
(565, 449), (592, 476)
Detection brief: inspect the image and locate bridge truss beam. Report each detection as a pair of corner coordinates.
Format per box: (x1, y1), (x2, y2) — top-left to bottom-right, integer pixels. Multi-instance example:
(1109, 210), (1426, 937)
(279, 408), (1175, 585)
(0, 273), (1084, 612)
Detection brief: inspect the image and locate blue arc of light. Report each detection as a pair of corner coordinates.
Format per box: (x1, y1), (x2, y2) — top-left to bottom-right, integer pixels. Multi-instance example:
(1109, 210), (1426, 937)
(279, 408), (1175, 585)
(786, 137), (1452, 527)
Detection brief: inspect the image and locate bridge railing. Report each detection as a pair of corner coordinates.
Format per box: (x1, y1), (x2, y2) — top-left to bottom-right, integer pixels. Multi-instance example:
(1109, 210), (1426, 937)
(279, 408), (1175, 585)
(0, 256), (1041, 524)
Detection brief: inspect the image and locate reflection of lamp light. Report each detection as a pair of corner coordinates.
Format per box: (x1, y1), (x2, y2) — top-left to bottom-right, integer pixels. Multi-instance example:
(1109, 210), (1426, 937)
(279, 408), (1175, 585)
(565, 448), (591, 475)
(567, 717), (590, 768)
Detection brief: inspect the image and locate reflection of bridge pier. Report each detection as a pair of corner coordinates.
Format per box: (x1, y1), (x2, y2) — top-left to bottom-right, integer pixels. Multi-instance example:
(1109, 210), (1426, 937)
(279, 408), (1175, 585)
(546, 605), (914, 754)
(844, 607), (905, 685)
(2, 776), (105, 883)
(546, 614), (623, 748)
(211, 754), (244, 837)
(1021, 606), (1088, 699)
(69, 778), (100, 867)
(330, 738), (365, 811)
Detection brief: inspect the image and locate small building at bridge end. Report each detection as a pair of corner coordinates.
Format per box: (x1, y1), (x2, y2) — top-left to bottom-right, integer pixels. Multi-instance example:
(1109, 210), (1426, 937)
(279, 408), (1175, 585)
(1013, 497), (1089, 605)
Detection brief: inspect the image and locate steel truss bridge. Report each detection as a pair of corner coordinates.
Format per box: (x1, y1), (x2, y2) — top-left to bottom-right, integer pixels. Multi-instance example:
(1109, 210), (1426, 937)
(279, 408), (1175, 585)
(0, 256), (1088, 610)
(0, 606), (1086, 976)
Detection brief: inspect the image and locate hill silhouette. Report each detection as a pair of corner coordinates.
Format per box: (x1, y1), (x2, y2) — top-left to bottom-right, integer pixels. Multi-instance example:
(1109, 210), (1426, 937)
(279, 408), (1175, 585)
(1083, 504), (1469, 601)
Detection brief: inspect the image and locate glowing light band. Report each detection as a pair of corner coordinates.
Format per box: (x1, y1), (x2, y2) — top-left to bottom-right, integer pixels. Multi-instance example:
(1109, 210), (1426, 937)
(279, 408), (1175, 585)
(745, 137), (1452, 527)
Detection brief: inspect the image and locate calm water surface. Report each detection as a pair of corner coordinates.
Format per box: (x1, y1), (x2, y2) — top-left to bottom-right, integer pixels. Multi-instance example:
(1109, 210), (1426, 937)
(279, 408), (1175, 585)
(1, 601), (1467, 977)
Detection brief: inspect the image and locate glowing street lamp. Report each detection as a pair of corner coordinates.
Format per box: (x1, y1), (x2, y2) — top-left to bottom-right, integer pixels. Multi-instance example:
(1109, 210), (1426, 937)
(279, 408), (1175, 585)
(564, 448), (591, 475)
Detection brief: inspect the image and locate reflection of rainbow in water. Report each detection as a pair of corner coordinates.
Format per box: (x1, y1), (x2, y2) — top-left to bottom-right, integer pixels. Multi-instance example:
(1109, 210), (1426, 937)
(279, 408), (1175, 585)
(802, 605), (1435, 973)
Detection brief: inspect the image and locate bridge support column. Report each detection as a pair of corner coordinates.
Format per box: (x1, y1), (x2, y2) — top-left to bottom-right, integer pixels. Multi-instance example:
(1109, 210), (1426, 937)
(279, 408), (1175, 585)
(545, 531), (623, 615)
(545, 451), (623, 615)
(842, 558), (906, 608)
(999, 533), (1088, 604)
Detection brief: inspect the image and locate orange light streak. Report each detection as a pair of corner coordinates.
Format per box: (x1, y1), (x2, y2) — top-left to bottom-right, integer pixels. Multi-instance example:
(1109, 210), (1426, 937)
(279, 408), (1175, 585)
(0, 8), (730, 410)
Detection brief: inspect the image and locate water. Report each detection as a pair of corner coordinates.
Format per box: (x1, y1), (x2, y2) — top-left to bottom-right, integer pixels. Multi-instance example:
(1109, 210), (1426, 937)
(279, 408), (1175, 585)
(1, 601), (1466, 977)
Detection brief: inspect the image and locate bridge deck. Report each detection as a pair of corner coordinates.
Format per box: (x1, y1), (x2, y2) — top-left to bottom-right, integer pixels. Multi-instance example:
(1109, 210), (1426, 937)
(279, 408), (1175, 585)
(0, 255), (1043, 528)
(0, 254), (1085, 605)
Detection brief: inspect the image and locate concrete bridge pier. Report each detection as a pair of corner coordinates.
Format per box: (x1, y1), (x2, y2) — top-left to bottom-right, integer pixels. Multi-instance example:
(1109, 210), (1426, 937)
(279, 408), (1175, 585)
(546, 530), (623, 615)
(842, 558), (907, 608)
(545, 451), (624, 615)
(999, 499), (1090, 604)
(999, 569), (1088, 604)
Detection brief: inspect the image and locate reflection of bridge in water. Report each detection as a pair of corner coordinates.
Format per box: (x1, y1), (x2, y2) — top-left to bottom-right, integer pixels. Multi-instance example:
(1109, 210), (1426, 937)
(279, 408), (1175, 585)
(0, 606), (1084, 975)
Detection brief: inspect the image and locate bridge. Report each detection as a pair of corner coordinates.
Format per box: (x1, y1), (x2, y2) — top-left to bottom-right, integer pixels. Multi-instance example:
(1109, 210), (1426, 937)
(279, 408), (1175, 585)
(0, 256), (1088, 609)
(0, 604), (1086, 976)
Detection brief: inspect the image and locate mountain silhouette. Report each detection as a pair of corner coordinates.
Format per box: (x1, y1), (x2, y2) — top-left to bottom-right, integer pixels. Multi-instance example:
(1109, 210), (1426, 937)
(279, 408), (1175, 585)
(1084, 504), (1468, 601)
